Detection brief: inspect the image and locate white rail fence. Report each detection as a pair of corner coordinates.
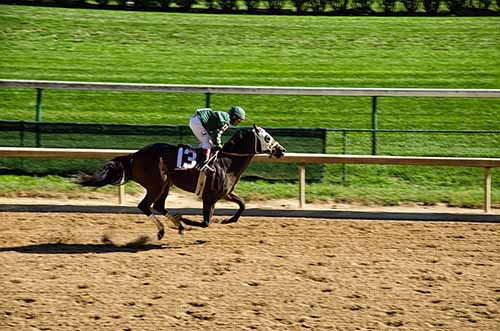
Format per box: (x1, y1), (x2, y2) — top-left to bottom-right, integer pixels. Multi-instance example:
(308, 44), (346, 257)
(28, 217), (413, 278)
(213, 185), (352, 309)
(0, 147), (498, 213)
(2, 79), (500, 97)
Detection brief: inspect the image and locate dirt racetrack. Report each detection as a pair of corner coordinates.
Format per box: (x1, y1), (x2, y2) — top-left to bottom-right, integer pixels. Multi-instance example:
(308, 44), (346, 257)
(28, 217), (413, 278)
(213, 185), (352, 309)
(1, 212), (499, 330)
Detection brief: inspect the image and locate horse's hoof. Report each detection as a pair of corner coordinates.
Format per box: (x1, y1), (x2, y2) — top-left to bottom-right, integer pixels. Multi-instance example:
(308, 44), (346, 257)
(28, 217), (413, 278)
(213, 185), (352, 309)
(157, 229), (165, 240)
(178, 227), (185, 236)
(222, 217), (236, 224)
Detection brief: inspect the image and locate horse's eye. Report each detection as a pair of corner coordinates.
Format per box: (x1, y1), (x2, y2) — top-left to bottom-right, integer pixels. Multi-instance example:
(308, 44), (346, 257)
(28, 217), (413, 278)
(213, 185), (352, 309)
(264, 136), (271, 143)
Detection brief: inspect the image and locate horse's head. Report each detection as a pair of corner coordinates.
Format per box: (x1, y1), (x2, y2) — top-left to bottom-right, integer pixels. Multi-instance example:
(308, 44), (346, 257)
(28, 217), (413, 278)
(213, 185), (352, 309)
(223, 124), (286, 158)
(253, 124), (286, 158)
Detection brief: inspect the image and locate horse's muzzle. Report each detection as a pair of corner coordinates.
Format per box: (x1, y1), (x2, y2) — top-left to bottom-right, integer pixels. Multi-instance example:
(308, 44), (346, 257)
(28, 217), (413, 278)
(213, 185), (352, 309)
(271, 144), (286, 159)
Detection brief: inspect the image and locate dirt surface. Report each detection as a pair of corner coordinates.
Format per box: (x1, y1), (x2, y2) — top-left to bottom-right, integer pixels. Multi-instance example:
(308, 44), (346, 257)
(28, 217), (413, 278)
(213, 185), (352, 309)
(1, 208), (499, 330)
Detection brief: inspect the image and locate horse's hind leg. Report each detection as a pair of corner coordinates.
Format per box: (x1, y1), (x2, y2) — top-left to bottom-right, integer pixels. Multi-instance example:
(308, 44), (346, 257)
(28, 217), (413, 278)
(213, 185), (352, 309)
(152, 183), (170, 215)
(138, 190), (165, 240)
(152, 184), (185, 235)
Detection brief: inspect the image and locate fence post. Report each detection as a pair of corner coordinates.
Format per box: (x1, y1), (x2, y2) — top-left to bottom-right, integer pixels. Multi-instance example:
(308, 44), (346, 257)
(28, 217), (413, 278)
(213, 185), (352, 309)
(298, 165), (305, 208)
(20, 121), (25, 146)
(35, 88), (43, 147)
(205, 93), (211, 108)
(342, 129), (347, 183)
(371, 96), (377, 155)
(118, 185), (125, 205)
(484, 167), (491, 213)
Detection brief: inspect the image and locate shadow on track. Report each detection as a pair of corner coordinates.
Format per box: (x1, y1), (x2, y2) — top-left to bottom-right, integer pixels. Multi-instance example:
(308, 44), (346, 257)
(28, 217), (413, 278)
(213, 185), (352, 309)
(0, 242), (167, 254)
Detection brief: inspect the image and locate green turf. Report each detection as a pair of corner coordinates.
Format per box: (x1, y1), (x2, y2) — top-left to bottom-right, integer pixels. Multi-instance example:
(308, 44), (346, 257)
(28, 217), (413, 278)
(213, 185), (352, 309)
(0, 5), (499, 207)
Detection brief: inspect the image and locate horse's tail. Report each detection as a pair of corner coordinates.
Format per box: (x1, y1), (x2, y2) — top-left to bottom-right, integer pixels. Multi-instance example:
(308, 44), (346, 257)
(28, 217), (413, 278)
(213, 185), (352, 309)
(76, 155), (132, 187)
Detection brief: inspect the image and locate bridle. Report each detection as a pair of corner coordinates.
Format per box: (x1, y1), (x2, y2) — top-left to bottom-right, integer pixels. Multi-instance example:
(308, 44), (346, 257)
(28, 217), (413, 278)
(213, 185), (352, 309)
(221, 129), (277, 157)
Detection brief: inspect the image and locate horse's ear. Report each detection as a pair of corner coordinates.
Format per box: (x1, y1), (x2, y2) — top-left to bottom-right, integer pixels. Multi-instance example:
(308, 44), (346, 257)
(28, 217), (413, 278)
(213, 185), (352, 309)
(253, 123), (259, 132)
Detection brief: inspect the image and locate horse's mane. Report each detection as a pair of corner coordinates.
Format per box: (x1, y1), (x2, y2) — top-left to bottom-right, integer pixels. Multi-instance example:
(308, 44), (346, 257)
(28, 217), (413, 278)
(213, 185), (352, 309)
(223, 127), (255, 153)
(227, 127), (254, 144)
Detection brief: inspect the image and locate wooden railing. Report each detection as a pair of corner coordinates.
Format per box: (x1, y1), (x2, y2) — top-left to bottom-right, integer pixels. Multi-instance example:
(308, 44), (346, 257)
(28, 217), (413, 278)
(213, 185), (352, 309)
(0, 147), (498, 213)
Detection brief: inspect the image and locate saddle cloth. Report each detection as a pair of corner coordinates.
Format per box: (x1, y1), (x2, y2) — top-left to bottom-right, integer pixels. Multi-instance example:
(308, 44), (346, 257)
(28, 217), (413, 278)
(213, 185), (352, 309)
(175, 145), (206, 197)
(175, 145), (199, 170)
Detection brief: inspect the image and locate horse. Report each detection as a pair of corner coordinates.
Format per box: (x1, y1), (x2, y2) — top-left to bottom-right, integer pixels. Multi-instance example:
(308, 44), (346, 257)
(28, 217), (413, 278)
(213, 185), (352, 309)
(76, 124), (286, 240)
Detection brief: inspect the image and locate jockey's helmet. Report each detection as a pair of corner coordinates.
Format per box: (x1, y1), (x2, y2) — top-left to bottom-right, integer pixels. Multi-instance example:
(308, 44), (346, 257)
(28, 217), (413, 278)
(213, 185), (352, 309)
(229, 106), (246, 121)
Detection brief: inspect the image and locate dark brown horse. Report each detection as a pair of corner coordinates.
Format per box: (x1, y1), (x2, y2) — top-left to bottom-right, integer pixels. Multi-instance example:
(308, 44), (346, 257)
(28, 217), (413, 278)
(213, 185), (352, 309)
(77, 124), (286, 240)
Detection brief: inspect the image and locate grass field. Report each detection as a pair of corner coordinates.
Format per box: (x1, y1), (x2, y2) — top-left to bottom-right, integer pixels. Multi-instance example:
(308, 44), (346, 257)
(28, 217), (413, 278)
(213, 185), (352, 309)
(0, 5), (499, 207)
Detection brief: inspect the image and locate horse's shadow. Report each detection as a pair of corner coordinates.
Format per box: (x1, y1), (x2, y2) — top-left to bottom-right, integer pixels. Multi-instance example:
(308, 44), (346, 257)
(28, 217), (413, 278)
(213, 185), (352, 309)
(0, 242), (167, 255)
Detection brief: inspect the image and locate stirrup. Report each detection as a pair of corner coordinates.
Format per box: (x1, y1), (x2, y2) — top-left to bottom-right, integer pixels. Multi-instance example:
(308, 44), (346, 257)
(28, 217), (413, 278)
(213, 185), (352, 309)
(199, 162), (215, 173)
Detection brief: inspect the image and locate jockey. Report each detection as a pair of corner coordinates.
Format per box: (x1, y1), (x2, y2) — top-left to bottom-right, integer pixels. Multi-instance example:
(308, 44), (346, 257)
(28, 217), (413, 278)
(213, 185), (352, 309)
(189, 106), (246, 171)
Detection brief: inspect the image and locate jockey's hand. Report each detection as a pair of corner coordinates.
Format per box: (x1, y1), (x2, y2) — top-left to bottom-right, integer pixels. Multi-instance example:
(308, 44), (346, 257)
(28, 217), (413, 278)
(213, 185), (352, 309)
(213, 145), (222, 153)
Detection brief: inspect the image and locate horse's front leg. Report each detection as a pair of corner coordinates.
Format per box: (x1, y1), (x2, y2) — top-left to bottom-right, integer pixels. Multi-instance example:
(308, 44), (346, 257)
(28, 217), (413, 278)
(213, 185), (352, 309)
(221, 192), (245, 224)
(175, 200), (215, 228)
(201, 200), (215, 227)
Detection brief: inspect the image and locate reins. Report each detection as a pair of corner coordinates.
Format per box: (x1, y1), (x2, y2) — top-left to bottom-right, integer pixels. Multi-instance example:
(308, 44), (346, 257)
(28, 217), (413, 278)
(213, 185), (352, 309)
(221, 151), (256, 157)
